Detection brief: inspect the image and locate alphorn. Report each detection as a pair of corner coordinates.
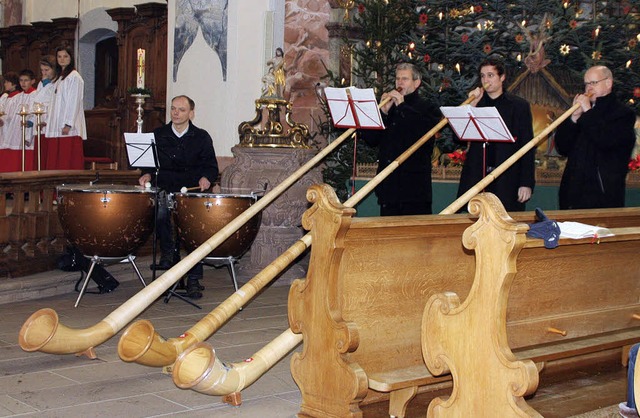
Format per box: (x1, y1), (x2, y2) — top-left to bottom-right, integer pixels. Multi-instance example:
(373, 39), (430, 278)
(169, 96), (477, 395)
(117, 94), (476, 369)
(440, 97), (586, 214)
(171, 96), (583, 396)
(18, 94), (394, 357)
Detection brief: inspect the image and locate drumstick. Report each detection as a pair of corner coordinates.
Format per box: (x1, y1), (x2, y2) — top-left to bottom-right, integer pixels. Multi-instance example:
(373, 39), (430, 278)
(180, 186), (201, 193)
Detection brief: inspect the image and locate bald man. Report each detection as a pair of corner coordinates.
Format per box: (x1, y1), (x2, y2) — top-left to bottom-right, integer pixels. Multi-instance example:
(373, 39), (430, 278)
(555, 65), (636, 209)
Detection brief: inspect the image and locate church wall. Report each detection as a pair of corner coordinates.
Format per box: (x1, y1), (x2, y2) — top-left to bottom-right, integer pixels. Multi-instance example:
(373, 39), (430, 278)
(17, 0), (332, 158)
(168, 0), (271, 158)
(24, 0), (164, 23)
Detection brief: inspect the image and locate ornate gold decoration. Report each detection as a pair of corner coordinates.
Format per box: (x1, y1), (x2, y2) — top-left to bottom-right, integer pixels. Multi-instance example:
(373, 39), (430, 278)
(238, 98), (311, 148)
(336, 0), (355, 22)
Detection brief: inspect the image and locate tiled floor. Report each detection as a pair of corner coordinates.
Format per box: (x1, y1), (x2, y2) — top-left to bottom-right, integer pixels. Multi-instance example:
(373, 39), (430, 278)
(0, 257), (301, 417)
(0, 257), (628, 418)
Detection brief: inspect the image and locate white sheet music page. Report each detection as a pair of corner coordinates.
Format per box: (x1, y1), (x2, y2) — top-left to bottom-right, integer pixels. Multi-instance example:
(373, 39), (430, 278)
(347, 87), (385, 129)
(440, 105), (514, 142)
(324, 87), (384, 129)
(124, 132), (157, 168)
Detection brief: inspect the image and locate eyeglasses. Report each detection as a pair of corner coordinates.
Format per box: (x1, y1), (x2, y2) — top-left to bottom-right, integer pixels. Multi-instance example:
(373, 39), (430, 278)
(584, 77), (608, 87)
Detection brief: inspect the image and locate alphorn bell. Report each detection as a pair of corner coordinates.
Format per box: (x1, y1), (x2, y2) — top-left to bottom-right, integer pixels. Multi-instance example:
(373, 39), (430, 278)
(170, 95), (587, 397)
(19, 91), (394, 357)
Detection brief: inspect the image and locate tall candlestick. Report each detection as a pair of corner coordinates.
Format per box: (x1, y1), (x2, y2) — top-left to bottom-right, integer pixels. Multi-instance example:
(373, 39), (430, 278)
(137, 48), (145, 89)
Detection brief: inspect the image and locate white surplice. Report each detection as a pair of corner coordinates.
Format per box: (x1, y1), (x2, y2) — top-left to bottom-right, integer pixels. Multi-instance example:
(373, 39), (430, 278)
(46, 70), (87, 139)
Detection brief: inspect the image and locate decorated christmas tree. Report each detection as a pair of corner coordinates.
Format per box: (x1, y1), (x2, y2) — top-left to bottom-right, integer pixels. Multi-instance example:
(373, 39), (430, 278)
(322, 0), (640, 197)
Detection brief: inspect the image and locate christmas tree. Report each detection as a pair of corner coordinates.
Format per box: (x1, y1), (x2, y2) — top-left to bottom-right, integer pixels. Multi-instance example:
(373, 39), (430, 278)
(322, 0), (640, 196)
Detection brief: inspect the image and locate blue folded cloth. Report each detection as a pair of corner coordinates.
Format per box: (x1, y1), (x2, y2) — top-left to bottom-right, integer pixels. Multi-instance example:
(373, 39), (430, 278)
(527, 208), (560, 249)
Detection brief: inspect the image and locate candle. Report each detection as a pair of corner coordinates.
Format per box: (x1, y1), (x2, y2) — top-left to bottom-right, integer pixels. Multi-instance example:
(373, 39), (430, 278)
(137, 48), (145, 89)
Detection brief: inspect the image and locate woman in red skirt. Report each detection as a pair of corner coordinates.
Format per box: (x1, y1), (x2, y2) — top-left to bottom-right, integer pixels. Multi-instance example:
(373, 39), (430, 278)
(43, 45), (86, 170)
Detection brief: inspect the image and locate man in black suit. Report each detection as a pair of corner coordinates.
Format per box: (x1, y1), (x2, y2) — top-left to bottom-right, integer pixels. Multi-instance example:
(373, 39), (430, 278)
(555, 65), (636, 210)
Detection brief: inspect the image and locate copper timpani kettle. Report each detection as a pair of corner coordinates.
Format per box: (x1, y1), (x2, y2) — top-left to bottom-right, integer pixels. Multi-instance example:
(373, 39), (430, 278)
(56, 184), (156, 257)
(172, 189), (262, 258)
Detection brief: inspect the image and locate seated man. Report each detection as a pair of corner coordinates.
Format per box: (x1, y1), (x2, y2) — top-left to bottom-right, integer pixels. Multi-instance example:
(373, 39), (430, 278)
(139, 95), (218, 299)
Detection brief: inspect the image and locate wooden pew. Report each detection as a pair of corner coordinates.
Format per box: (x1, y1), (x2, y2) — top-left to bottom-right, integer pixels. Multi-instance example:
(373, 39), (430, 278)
(423, 193), (640, 416)
(288, 184), (640, 418)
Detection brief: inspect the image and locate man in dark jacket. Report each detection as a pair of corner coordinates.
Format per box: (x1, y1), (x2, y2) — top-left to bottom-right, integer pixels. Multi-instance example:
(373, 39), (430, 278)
(360, 63), (440, 216)
(139, 95), (219, 299)
(555, 65), (636, 210)
(457, 57), (535, 212)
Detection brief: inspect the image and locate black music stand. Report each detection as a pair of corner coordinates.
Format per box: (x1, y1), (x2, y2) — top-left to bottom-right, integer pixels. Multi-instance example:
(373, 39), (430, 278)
(125, 133), (200, 308)
(440, 105), (515, 180)
(125, 132), (162, 280)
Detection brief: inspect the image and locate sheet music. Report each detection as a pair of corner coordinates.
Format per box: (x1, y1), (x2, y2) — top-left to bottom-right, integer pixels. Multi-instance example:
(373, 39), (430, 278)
(440, 105), (514, 142)
(124, 132), (158, 168)
(325, 87), (385, 129)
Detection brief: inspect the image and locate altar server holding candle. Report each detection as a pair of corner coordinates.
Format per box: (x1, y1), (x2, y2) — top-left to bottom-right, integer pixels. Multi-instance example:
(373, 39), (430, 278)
(43, 45), (86, 170)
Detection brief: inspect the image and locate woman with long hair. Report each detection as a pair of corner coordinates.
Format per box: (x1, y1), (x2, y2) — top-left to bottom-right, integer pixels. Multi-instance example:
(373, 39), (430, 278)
(43, 45), (86, 169)
(31, 55), (59, 168)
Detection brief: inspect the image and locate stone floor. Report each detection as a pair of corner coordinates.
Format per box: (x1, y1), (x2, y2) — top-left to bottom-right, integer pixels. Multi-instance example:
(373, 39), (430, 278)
(0, 256), (301, 417)
(0, 256), (628, 418)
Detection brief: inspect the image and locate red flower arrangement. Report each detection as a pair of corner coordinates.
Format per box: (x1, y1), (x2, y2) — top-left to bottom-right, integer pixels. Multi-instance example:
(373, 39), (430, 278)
(629, 155), (640, 172)
(447, 149), (467, 166)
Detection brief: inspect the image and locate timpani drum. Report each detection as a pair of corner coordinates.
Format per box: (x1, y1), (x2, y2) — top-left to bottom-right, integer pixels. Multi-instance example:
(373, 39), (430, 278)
(57, 184), (156, 257)
(172, 190), (262, 258)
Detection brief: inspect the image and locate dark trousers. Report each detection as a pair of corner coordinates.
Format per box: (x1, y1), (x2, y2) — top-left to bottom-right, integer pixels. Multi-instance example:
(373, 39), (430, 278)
(380, 200), (432, 217)
(157, 191), (203, 279)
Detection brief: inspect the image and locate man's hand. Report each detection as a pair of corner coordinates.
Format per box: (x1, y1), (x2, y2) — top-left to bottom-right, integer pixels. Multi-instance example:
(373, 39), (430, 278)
(468, 87), (484, 107)
(380, 89), (404, 114)
(571, 94), (591, 123)
(517, 186), (532, 203)
(198, 177), (211, 191)
(62, 125), (71, 135)
(138, 173), (152, 187)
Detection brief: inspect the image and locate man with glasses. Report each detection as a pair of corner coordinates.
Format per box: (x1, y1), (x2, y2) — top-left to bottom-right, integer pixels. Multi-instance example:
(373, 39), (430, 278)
(555, 65), (636, 209)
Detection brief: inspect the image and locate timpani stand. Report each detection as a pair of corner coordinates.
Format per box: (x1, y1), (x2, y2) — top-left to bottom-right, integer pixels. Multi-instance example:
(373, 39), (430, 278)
(75, 254), (147, 308)
(56, 185), (156, 307)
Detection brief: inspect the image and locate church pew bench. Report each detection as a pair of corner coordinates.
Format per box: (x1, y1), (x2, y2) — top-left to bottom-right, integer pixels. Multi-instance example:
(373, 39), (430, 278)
(288, 184), (640, 418)
(423, 193), (640, 416)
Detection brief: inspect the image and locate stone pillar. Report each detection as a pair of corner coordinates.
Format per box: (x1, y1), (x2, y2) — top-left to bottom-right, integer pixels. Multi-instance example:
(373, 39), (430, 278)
(221, 146), (322, 285)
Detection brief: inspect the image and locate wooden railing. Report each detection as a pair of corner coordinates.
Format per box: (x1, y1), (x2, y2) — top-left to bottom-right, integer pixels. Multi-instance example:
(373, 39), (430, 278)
(0, 170), (142, 279)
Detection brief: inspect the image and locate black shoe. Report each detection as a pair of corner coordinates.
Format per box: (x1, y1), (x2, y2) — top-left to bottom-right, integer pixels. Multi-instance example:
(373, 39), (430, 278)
(185, 279), (203, 299)
(150, 258), (174, 270)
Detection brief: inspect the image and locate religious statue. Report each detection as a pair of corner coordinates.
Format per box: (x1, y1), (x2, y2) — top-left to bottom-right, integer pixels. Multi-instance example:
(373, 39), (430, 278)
(521, 15), (552, 73)
(262, 48), (286, 99)
(240, 47), (310, 148)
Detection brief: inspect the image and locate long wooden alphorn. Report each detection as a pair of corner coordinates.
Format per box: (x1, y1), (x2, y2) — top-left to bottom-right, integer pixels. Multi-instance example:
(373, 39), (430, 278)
(169, 96), (477, 395)
(18, 93), (394, 357)
(170, 96), (582, 396)
(440, 98), (583, 214)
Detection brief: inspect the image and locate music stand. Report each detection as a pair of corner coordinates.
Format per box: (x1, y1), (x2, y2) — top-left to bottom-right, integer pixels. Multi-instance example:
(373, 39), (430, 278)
(125, 132), (162, 280)
(440, 105), (515, 179)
